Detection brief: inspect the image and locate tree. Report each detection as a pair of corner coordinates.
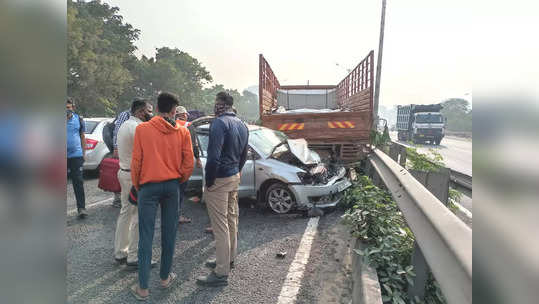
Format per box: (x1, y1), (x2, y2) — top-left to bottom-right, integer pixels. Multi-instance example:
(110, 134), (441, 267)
(235, 90), (259, 122)
(67, 0), (139, 116)
(441, 98), (472, 132)
(121, 47), (212, 110)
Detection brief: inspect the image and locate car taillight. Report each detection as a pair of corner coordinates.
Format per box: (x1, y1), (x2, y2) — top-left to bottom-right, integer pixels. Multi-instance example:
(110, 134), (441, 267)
(85, 138), (98, 150)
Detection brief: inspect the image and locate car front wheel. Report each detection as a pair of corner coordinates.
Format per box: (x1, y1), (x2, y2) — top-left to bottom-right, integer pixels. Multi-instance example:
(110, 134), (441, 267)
(266, 183), (296, 214)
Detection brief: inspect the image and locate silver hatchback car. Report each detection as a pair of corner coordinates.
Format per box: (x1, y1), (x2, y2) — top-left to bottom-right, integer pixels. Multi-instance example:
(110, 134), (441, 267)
(188, 117), (352, 214)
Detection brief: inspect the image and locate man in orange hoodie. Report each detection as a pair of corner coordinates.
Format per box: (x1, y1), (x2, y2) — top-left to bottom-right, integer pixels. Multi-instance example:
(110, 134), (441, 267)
(130, 92), (194, 300)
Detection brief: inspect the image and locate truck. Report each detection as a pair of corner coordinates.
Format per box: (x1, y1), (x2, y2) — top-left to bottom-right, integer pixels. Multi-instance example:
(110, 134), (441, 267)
(396, 104), (446, 145)
(259, 51), (374, 163)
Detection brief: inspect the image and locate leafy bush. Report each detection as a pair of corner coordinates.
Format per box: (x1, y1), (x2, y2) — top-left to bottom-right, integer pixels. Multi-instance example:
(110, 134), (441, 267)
(341, 176), (446, 304)
(405, 148), (444, 172)
(371, 128), (391, 148)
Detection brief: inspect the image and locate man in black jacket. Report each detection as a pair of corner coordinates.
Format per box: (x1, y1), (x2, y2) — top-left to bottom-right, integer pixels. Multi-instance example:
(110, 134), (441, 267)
(197, 92), (249, 287)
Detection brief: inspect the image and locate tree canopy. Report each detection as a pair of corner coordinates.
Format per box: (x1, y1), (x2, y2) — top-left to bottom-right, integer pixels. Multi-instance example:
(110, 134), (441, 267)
(441, 98), (472, 132)
(68, 0), (257, 120)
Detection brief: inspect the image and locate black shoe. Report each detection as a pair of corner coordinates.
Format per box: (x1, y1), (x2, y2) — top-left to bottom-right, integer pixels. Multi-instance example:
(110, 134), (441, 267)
(205, 258), (234, 269)
(196, 271), (228, 287)
(115, 257), (127, 264)
(77, 208), (88, 218)
(126, 259), (158, 269)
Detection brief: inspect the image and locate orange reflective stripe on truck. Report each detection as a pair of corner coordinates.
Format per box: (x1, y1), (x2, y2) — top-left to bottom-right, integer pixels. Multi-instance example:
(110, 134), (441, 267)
(327, 121), (355, 128)
(278, 123), (305, 131)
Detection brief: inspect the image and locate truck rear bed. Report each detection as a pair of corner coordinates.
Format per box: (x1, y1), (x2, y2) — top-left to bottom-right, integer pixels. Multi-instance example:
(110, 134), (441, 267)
(259, 51), (374, 160)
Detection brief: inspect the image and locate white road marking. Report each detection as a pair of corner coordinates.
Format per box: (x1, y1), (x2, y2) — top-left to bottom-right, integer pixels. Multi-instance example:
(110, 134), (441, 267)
(277, 216), (320, 304)
(455, 202), (472, 218)
(67, 197), (114, 216)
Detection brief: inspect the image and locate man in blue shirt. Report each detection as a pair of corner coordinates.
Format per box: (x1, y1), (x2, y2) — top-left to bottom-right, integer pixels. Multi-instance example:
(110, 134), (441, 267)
(197, 92), (249, 287)
(66, 98), (87, 218)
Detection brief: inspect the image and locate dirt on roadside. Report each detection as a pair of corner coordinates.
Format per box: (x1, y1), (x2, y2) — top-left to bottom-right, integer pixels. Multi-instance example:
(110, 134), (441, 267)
(297, 211), (354, 304)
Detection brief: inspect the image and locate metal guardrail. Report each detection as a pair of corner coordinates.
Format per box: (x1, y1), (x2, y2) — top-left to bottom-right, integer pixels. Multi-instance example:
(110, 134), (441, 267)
(367, 149), (472, 304)
(449, 169), (472, 197)
(389, 140), (472, 197)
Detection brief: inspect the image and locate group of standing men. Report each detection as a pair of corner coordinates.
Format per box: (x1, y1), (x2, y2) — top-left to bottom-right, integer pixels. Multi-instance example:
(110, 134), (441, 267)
(66, 91), (249, 301)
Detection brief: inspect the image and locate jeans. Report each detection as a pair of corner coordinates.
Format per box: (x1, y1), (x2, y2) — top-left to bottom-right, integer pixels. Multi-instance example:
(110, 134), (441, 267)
(67, 157), (85, 209)
(137, 179), (180, 289)
(178, 181), (188, 217)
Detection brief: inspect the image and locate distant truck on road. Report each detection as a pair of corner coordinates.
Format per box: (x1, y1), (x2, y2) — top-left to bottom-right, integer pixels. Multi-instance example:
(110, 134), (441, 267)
(396, 104), (446, 145)
(259, 51), (374, 162)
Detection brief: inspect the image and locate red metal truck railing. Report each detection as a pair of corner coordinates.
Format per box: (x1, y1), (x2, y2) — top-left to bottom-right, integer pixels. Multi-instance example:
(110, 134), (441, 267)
(259, 54), (280, 115)
(260, 51), (374, 116)
(336, 50), (374, 112)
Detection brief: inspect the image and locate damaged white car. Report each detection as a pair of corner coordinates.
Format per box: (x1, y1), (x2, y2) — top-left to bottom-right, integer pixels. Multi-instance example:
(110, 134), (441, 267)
(188, 117), (353, 214)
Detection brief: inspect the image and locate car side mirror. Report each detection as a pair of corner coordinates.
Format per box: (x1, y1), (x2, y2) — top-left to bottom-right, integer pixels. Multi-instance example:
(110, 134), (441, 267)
(247, 147), (258, 160)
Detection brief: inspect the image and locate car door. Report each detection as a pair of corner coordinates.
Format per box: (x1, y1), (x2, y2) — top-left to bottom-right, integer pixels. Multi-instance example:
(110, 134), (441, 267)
(238, 147), (257, 198)
(188, 126), (209, 192)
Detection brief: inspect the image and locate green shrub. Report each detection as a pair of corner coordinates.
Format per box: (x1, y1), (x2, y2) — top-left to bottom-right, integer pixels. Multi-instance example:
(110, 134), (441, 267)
(341, 176), (446, 304)
(405, 148), (444, 172)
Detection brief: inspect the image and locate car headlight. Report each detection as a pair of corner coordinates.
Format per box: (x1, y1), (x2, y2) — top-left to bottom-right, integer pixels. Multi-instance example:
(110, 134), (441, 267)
(297, 172), (313, 184)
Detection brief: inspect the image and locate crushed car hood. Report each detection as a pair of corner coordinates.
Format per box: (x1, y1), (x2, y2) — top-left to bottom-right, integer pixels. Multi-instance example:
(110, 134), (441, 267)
(287, 138), (321, 165)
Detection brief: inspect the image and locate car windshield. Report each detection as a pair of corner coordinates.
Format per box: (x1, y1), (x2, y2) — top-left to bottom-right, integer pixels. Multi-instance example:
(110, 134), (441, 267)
(84, 120), (99, 134)
(249, 128), (288, 157)
(416, 113), (442, 123)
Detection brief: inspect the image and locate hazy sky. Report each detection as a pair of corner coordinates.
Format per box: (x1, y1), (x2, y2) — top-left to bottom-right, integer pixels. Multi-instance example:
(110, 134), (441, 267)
(104, 0), (472, 106)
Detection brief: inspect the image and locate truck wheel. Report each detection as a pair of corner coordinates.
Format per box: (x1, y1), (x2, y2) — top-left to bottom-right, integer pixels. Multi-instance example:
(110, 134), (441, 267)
(435, 138), (441, 145)
(265, 183), (296, 214)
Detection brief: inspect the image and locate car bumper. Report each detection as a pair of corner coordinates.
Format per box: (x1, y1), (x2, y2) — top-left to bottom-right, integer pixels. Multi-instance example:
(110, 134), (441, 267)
(83, 146), (109, 170)
(289, 177), (352, 210)
(83, 159), (100, 170)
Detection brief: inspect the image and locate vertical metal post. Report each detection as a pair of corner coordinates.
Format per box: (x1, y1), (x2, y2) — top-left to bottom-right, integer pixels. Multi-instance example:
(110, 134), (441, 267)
(373, 0), (387, 128)
(399, 145), (407, 167)
(389, 143), (399, 162)
(409, 242), (429, 300)
(259, 54), (264, 118)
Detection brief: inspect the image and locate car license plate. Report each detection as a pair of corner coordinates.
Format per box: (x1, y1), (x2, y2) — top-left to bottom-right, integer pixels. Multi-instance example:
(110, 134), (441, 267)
(338, 180), (352, 192)
(419, 134), (424, 137)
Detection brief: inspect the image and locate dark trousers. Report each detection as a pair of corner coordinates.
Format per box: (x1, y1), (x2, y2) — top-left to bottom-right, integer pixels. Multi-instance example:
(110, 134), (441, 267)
(137, 179), (180, 289)
(179, 181), (188, 216)
(67, 157), (85, 209)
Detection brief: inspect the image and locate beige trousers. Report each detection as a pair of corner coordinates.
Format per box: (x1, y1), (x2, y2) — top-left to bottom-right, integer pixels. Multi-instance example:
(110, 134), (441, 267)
(114, 170), (139, 263)
(204, 173), (241, 276)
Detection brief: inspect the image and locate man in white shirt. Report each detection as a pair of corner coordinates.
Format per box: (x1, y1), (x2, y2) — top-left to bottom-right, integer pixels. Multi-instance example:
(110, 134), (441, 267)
(114, 99), (153, 266)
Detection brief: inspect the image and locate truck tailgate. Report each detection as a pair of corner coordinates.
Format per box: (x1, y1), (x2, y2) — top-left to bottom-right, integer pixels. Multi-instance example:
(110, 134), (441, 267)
(262, 110), (371, 143)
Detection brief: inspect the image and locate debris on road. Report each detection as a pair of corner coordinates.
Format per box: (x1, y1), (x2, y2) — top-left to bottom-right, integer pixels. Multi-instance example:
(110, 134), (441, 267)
(276, 251), (287, 259)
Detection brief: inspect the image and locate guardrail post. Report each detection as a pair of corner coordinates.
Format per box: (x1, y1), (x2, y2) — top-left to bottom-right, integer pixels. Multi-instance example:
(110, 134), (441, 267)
(398, 145), (407, 167)
(407, 167), (450, 301)
(389, 144), (399, 162)
(409, 242), (429, 300)
(410, 168), (450, 205)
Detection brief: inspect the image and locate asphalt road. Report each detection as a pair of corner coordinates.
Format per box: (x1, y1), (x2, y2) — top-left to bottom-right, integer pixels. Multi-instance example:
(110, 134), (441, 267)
(67, 175), (352, 304)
